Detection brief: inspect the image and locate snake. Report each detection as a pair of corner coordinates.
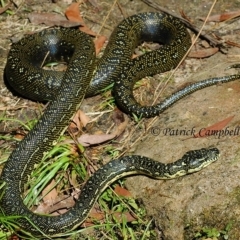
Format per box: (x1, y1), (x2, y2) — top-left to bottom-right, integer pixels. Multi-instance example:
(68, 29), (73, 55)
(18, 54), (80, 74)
(0, 11), (239, 236)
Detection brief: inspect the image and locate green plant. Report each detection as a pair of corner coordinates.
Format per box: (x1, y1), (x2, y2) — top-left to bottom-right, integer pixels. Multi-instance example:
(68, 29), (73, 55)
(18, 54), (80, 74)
(194, 222), (232, 240)
(0, 114), (156, 239)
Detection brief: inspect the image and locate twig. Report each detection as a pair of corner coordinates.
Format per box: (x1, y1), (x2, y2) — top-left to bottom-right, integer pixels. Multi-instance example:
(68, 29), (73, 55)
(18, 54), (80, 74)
(97, 0), (118, 36)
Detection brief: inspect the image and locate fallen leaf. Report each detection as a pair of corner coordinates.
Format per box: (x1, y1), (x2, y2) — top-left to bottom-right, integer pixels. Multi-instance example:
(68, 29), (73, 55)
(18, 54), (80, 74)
(69, 110), (90, 135)
(65, 2), (97, 36)
(77, 133), (116, 146)
(188, 47), (219, 58)
(111, 115), (128, 137)
(94, 35), (107, 54)
(114, 185), (132, 198)
(193, 115), (234, 138)
(76, 115), (128, 146)
(35, 194), (75, 215)
(82, 208), (136, 227)
(201, 40), (210, 48)
(85, 207), (105, 225)
(28, 12), (83, 27)
(42, 179), (58, 204)
(65, 2), (107, 53)
(65, 2), (84, 23)
(79, 110), (91, 127)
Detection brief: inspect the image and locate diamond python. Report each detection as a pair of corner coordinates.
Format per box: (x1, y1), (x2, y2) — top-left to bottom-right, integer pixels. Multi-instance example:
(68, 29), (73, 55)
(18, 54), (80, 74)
(1, 11), (239, 236)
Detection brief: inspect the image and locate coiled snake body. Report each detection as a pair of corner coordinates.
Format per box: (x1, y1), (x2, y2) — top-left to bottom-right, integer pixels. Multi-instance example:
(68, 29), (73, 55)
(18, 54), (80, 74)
(0, 12), (239, 236)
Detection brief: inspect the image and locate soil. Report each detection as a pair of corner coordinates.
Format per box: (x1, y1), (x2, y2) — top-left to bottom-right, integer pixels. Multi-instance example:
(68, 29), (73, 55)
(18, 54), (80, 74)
(1, 0), (240, 239)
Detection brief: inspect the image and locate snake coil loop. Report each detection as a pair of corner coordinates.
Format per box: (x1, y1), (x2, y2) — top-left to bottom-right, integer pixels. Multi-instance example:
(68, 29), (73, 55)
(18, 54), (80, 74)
(2, 12), (235, 236)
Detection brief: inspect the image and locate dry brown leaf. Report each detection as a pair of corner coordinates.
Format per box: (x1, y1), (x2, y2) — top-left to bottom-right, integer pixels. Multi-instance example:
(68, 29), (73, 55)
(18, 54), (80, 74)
(78, 133), (116, 146)
(69, 110), (82, 133)
(188, 47), (219, 58)
(84, 207), (105, 226)
(65, 2), (97, 36)
(35, 195), (75, 215)
(42, 179), (58, 204)
(193, 115), (234, 138)
(114, 185), (132, 198)
(48, 196), (75, 214)
(65, 2), (84, 23)
(82, 207), (136, 226)
(79, 25), (99, 37)
(69, 110), (90, 135)
(77, 115), (128, 146)
(94, 35), (107, 54)
(79, 110), (91, 127)
(34, 202), (50, 214)
(28, 12), (82, 27)
(111, 115), (128, 137)
(65, 2), (107, 53)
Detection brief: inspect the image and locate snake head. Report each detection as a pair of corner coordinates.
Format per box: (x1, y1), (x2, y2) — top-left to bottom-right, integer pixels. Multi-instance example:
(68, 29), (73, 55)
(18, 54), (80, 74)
(166, 147), (220, 178)
(185, 147), (220, 173)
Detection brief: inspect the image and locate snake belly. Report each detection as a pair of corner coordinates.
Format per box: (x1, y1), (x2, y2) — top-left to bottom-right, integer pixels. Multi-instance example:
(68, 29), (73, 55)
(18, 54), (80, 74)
(0, 11), (236, 236)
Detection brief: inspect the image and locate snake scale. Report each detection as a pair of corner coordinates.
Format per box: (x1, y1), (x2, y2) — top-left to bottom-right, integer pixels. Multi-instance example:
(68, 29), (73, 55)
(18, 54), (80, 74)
(1, 11), (239, 236)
